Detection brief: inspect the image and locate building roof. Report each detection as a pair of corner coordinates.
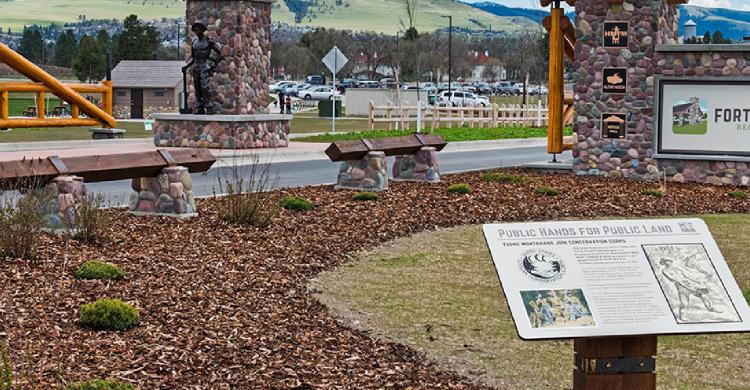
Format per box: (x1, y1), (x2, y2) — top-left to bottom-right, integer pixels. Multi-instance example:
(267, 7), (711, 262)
(684, 20), (697, 27)
(112, 60), (184, 88)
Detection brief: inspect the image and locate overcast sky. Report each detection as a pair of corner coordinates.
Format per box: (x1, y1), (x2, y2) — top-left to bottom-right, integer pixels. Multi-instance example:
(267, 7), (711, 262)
(462, 0), (749, 11)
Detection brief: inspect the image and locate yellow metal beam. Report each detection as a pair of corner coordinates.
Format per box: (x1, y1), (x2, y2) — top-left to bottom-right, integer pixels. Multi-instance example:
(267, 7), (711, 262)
(0, 118), (101, 129)
(0, 81), (110, 94)
(0, 43), (116, 128)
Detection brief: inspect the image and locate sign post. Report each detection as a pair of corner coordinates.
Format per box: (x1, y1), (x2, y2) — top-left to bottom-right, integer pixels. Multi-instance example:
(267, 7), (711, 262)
(483, 218), (750, 389)
(322, 46), (348, 134)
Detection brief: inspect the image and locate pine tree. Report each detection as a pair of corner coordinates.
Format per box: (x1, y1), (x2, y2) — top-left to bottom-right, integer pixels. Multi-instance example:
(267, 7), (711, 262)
(53, 30), (78, 68)
(18, 28), (45, 64)
(96, 29), (112, 55)
(703, 31), (712, 44)
(113, 15), (160, 63)
(73, 35), (106, 83)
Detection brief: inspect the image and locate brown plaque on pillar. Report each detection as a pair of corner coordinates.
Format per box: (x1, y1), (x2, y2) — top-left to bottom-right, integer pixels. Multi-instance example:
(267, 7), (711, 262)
(574, 336), (657, 390)
(603, 22), (629, 48)
(602, 113), (627, 139)
(603, 68), (627, 94)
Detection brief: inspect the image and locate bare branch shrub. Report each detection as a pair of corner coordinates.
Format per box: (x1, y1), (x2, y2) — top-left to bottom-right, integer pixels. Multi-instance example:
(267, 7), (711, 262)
(67, 193), (112, 244)
(215, 153), (279, 228)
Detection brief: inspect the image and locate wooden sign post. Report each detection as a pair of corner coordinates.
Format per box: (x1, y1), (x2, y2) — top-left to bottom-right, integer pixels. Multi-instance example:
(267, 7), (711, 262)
(574, 336), (657, 390)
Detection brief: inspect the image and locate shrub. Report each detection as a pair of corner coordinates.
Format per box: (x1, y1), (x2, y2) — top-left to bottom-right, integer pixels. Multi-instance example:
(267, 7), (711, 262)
(79, 299), (140, 331)
(280, 196), (313, 211)
(68, 380), (135, 390)
(642, 189), (663, 198)
(69, 194), (112, 244)
(215, 154), (279, 228)
(535, 186), (559, 196)
(353, 192), (379, 201)
(728, 190), (748, 200)
(75, 261), (124, 281)
(744, 289), (750, 304)
(0, 195), (44, 261)
(448, 183), (472, 194)
(483, 172), (528, 184)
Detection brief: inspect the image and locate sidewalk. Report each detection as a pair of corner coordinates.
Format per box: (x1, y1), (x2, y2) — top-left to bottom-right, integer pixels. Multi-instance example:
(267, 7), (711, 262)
(0, 137), (546, 167)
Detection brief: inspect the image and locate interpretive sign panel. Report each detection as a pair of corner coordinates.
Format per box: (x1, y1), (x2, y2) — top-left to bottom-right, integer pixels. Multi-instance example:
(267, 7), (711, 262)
(483, 218), (750, 340)
(656, 78), (750, 158)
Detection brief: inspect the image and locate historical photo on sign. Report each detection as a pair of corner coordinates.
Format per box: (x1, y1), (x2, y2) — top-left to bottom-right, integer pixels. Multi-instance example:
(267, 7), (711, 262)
(602, 113), (627, 138)
(672, 97), (708, 135)
(603, 68), (627, 94)
(643, 244), (741, 324)
(520, 289), (595, 329)
(603, 21), (629, 48)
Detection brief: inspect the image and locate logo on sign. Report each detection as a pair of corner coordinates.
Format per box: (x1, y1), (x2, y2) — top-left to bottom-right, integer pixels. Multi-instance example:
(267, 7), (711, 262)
(603, 22), (629, 48)
(518, 249), (566, 282)
(603, 68), (627, 94)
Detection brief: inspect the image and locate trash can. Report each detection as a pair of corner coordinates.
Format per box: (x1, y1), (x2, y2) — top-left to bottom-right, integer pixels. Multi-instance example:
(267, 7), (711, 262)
(318, 99), (342, 118)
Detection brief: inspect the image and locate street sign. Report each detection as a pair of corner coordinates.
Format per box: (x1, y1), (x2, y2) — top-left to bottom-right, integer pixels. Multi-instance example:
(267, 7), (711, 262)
(322, 46), (348, 75)
(483, 218), (750, 340)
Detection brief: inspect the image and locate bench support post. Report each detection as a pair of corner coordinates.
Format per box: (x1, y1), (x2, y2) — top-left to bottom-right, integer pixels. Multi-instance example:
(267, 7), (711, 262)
(574, 336), (657, 390)
(392, 146), (440, 182)
(335, 151), (388, 192)
(19, 175), (87, 231)
(129, 166), (197, 218)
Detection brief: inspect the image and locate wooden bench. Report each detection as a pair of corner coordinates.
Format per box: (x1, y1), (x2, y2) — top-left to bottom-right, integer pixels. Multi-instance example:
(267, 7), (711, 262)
(325, 134), (447, 190)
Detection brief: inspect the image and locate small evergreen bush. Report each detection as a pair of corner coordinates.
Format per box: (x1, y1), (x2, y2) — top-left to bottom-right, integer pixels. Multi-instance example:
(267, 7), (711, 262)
(642, 189), (663, 198)
(75, 261), (124, 281)
(728, 190), (748, 200)
(280, 196), (314, 211)
(353, 192), (379, 201)
(483, 172), (528, 184)
(68, 380), (135, 390)
(448, 183), (472, 194)
(79, 299), (140, 331)
(535, 186), (559, 196)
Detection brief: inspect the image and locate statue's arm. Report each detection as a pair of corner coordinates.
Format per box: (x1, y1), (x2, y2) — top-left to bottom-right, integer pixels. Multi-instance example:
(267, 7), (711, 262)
(182, 45), (195, 72)
(210, 41), (224, 64)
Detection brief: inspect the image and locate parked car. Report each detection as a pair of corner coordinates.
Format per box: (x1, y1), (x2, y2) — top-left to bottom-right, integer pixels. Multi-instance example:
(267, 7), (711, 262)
(437, 91), (485, 107)
(472, 82), (493, 95)
(529, 85), (549, 96)
(306, 75), (326, 85)
(512, 83), (526, 95)
(358, 80), (381, 89)
(289, 83), (314, 97)
(303, 86), (341, 100)
(337, 78), (359, 92)
(270, 81), (295, 94)
(380, 78), (398, 88)
(493, 81), (515, 96)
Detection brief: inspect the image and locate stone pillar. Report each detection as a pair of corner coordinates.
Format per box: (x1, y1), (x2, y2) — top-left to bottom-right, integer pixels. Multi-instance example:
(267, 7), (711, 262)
(392, 147), (440, 182)
(336, 151), (388, 191)
(36, 175), (87, 229)
(571, 0), (680, 181)
(186, 0), (273, 115)
(129, 166), (197, 217)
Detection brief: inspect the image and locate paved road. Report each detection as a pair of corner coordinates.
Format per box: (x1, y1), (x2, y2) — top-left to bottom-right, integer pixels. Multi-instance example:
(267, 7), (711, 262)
(88, 146), (571, 206)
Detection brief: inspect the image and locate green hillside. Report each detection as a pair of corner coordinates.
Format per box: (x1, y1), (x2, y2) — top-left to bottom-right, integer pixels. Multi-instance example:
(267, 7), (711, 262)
(0, 0), (532, 34)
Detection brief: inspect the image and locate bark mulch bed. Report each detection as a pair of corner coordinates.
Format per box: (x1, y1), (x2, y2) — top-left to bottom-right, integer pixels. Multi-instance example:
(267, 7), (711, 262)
(1, 170), (748, 388)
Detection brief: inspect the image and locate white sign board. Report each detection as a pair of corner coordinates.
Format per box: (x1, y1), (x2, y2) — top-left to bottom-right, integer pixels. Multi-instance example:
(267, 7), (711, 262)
(322, 46), (348, 75)
(483, 218), (750, 340)
(657, 79), (750, 158)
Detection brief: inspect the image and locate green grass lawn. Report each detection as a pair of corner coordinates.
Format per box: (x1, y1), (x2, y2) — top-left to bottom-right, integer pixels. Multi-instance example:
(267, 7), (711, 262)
(312, 214), (750, 390)
(8, 98), (63, 116)
(673, 121), (708, 135)
(294, 126), (573, 143)
(0, 121), (150, 143)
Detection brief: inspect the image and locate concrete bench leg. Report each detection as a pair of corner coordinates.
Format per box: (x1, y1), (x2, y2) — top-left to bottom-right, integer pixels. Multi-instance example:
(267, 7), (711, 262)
(393, 146), (440, 182)
(129, 166), (197, 218)
(335, 151), (388, 191)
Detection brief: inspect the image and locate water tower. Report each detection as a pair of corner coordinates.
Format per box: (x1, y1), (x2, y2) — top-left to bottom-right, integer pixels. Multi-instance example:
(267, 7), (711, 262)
(684, 20), (697, 41)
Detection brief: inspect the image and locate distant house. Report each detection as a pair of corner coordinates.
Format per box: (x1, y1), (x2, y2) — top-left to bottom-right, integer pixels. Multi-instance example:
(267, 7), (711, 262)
(111, 60), (184, 119)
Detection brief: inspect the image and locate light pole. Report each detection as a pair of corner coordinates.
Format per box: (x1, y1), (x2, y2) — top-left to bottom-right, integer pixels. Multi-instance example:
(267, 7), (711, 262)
(441, 15), (453, 98)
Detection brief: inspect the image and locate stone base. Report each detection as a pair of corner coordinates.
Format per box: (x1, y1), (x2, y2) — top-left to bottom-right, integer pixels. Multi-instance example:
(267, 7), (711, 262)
(128, 166), (198, 216)
(661, 159), (750, 186)
(336, 151), (388, 191)
(33, 175), (87, 229)
(392, 147), (440, 182)
(152, 113), (292, 149)
(128, 211), (199, 220)
(90, 128), (126, 140)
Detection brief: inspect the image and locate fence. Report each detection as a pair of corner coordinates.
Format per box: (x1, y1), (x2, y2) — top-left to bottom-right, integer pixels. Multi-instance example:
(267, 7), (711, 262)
(367, 100), (550, 131)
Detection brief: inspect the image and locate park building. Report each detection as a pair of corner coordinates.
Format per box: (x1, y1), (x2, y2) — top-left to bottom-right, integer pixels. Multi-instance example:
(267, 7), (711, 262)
(111, 60), (183, 119)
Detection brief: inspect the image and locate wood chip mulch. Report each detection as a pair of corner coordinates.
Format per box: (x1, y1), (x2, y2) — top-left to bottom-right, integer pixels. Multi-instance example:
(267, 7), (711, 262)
(1, 170), (748, 389)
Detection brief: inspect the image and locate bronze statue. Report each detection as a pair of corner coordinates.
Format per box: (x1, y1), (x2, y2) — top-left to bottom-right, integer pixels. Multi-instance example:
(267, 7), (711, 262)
(182, 22), (223, 115)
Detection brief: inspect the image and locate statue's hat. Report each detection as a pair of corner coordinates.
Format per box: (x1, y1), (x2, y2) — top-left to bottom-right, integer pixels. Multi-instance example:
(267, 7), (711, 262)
(191, 21), (208, 33)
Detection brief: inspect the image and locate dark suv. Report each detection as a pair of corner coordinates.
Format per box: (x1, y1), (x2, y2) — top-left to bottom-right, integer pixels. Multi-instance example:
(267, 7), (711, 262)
(306, 75), (326, 85)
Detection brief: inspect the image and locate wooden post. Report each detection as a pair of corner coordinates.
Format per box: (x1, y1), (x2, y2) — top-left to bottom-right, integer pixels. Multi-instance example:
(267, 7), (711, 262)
(103, 79), (113, 117)
(36, 91), (45, 120)
(72, 105), (80, 119)
(368, 100), (374, 131)
(574, 336), (657, 390)
(386, 101), (393, 131)
(493, 103), (498, 128)
(547, 5), (565, 155)
(0, 91), (8, 120)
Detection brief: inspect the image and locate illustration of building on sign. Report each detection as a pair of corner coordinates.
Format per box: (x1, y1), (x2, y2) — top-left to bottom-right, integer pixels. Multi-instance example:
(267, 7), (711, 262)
(672, 97), (708, 134)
